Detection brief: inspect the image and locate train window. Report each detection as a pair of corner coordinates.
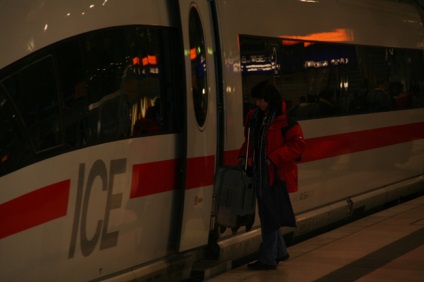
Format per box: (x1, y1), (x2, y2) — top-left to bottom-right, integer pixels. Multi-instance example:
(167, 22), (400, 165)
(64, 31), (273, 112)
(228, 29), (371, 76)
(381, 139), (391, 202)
(2, 56), (63, 152)
(189, 7), (208, 128)
(0, 25), (183, 175)
(55, 26), (183, 145)
(240, 36), (424, 121)
(0, 89), (33, 176)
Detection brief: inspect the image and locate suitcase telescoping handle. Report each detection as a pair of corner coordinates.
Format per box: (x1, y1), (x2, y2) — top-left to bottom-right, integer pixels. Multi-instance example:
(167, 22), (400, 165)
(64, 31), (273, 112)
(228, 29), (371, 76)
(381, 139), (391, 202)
(244, 127), (250, 171)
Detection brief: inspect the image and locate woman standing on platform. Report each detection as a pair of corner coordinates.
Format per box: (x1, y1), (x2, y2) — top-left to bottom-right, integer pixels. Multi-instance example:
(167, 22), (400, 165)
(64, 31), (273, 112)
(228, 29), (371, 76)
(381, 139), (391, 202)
(239, 81), (305, 270)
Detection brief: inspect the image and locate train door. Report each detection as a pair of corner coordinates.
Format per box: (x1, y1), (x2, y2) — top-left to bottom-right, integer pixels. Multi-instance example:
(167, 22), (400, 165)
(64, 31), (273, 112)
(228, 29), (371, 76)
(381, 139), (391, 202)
(177, 1), (218, 251)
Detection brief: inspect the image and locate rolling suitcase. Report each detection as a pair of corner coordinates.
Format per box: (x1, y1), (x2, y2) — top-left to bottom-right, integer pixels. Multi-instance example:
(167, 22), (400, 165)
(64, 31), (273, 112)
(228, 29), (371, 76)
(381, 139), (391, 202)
(214, 166), (255, 234)
(213, 127), (255, 234)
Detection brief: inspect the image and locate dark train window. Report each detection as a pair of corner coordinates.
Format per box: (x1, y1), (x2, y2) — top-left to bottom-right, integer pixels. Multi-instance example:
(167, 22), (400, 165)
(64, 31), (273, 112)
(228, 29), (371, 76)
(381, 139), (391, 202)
(240, 36), (424, 121)
(0, 25), (183, 175)
(0, 89), (33, 176)
(56, 26), (183, 145)
(189, 7), (208, 128)
(2, 56), (63, 152)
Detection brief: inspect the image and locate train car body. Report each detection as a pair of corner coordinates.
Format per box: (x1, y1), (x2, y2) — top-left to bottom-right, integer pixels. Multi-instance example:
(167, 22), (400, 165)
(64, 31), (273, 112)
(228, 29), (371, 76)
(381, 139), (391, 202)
(0, 0), (423, 281)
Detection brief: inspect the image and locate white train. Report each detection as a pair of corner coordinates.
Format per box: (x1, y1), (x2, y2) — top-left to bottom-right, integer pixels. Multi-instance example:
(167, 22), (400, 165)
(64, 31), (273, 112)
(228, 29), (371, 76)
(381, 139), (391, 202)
(1, 0), (423, 281)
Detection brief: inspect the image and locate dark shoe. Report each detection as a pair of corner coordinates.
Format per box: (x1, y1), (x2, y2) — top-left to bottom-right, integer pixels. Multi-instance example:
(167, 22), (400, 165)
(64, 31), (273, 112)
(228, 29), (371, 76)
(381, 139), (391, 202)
(276, 254), (290, 264)
(247, 260), (276, 270)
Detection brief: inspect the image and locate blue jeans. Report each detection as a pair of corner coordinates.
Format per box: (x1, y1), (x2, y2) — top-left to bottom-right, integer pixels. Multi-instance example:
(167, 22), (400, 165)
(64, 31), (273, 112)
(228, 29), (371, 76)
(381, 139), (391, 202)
(255, 177), (290, 265)
(259, 225), (288, 265)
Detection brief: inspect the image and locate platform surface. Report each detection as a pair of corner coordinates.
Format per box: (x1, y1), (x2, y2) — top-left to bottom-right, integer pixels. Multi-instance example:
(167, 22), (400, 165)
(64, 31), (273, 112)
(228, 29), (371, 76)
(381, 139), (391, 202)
(206, 196), (424, 281)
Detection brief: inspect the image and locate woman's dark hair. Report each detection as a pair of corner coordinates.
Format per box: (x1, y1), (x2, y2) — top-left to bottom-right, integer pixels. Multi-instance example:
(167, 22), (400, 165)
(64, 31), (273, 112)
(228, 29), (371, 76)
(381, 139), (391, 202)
(251, 81), (282, 111)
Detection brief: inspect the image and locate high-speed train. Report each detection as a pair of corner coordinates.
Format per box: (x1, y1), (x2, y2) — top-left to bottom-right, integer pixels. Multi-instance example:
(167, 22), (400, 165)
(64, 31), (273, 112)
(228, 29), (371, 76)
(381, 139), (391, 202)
(1, 0), (423, 281)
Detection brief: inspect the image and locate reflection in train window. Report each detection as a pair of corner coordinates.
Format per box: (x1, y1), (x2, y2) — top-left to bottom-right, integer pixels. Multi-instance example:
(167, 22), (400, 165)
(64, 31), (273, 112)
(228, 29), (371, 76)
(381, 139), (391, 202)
(189, 7), (208, 128)
(240, 36), (424, 121)
(0, 25), (183, 175)
(56, 26), (183, 145)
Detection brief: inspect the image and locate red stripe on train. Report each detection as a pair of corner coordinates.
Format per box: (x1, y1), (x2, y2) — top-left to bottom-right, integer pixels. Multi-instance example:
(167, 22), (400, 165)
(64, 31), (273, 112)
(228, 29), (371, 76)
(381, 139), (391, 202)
(224, 122), (424, 165)
(302, 122), (424, 162)
(185, 155), (215, 189)
(130, 155), (215, 199)
(130, 159), (178, 198)
(0, 180), (70, 239)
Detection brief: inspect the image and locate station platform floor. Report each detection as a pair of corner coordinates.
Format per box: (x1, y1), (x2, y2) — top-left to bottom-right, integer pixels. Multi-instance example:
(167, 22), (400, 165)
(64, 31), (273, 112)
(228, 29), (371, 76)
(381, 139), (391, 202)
(205, 195), (424, 282)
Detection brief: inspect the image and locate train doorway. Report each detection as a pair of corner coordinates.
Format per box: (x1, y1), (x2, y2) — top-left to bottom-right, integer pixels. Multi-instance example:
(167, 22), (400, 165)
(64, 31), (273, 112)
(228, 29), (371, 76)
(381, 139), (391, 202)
(177, 0), (218, 252)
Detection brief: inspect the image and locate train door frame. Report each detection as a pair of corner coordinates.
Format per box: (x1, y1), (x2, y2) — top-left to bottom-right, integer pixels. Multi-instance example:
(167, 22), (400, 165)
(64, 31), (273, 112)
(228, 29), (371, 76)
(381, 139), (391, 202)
(177, 0), (219, 252)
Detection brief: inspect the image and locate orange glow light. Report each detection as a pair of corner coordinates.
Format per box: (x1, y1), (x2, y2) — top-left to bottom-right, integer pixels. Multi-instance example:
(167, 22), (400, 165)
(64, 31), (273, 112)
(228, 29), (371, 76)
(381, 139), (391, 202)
(148, 55), (157, 65)
(133, 56), (140, 65)
(190, 48), (197, 60)
(283, 28), (354, 44)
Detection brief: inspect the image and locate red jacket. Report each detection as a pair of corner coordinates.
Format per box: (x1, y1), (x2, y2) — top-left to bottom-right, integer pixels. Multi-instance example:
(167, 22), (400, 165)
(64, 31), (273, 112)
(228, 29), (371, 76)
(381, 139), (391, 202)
(239, 101), (305, 192)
